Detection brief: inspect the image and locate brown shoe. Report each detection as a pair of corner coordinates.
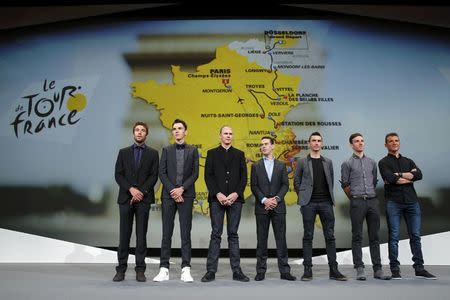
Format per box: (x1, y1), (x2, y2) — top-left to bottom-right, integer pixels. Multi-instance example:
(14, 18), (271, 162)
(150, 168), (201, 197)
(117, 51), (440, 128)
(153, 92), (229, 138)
(113, 272), (125, 282)
(136, 271), (146, 282)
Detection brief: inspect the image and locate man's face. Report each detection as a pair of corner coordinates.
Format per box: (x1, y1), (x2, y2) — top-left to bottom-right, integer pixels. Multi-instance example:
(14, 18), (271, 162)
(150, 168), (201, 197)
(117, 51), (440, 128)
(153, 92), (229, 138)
(172, 122), (187, 141)
(260, 138), (274, 156)
(385, 135), (400, 153)
(351, 135), (365, 153)
(309, 135), (322, 152)
(133, 125), (148, 144)
(220, 126), (233, 146)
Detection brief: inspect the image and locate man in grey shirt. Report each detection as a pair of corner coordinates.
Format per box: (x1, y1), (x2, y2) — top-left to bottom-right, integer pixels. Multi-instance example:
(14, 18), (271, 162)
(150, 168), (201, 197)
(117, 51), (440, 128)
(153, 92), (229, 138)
(340, 133), (389, 280)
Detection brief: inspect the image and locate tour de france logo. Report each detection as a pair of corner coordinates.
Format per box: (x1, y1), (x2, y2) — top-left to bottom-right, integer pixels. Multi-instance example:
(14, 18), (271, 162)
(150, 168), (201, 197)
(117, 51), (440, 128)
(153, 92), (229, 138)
(10, 79), (89, 138)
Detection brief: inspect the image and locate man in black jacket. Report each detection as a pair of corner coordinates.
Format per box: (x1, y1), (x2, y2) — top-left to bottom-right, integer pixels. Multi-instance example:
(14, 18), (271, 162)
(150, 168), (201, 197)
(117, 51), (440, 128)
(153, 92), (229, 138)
(113, 121), (159, 282)
(201, 125), (249, 282)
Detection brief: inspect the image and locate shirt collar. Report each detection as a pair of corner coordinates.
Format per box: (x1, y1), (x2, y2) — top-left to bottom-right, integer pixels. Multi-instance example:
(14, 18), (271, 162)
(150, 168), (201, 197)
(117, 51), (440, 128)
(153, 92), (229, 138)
(387, 153), (402, 159)
(263, 156), (274, 162)
(133, 143), (146, 149)
(352, 153), (365, 159)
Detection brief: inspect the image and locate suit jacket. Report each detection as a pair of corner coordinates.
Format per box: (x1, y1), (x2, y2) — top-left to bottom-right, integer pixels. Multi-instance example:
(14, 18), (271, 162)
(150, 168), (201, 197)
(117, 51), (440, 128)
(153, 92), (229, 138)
(251, 158), (289, 215)
(159, 144), (199, 199)
(204, 145), (247, 203)
(293, 154), (335, 206)
(115, 144), (159, 204)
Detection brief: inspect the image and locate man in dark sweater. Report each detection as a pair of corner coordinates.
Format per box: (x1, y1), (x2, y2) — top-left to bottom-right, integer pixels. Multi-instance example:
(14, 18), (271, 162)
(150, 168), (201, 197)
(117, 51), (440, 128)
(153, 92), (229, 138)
(379, 132), (436, 280)
(294, 132), (346, 281)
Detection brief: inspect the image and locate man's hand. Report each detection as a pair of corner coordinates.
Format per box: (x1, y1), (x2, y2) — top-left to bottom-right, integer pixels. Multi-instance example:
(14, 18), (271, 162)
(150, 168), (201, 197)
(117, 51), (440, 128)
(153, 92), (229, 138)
(264, 197), (278, 210)
(217, 192), (228, 205)
(396, 177), (411, 184)
(129, 187), (143, 201)
(225, 192), (239, 206)
(174, 195), (184, 203)
(170, 187), (184, 200)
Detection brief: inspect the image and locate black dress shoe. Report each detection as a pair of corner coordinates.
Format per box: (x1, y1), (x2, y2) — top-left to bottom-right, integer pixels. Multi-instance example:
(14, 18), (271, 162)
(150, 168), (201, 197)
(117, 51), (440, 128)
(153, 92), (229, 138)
(301, 266), (312, 281)
(329, 267), (347, 281)
(233, 270), (250, 282)
(136, 271), (146, 282)
(113, 272), (125, 282)
(254, 272), (265, 281)
(280, 273), (296, 281)
(201, 271), (215, 282)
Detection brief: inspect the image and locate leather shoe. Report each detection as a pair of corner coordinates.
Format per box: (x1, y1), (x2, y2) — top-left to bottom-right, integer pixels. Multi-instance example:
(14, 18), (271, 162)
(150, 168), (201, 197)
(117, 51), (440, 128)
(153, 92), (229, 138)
(280, 273), (296, 281)
(233, 270), (250, 282)
(113, 272), (125, 282)
(254, 272), (265, 281)
(136, 271), (146, 282)
(201, 271), (215, 282)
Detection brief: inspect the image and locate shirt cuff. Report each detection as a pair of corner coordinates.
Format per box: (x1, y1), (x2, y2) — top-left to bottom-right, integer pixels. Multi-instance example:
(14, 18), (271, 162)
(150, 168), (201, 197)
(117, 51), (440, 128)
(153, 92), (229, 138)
(261, 197), (267, 204)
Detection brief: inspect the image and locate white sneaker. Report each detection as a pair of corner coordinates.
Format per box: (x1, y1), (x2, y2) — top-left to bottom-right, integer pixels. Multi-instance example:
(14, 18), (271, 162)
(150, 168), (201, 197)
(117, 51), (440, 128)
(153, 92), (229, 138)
(153, 267), (169, 282)
(181, 267), (194, 282)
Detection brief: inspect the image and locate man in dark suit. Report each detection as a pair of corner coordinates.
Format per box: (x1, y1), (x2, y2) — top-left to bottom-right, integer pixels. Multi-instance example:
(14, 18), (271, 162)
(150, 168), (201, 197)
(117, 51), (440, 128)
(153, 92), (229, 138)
(153, 119), (199, 283)
(113, 121), (159, 282)
(201, 125), (249, 282)
(294, 132), (346, 281)
(251, 136), (296, 281)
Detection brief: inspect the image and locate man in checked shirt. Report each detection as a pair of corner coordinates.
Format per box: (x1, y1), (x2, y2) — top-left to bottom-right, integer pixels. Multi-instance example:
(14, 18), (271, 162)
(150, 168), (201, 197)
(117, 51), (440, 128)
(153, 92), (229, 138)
(341, 133), (390, 281)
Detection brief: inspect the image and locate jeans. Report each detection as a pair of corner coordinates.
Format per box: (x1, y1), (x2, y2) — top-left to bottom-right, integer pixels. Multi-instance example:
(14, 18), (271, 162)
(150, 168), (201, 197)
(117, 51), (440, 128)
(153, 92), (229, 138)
(386, 200), (424, 271)
(206, 201), (243, 273)
(301, 201), (337, 268)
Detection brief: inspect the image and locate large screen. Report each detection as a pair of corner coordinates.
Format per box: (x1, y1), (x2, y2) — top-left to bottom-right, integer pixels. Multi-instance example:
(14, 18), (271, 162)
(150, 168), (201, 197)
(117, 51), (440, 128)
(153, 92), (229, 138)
(1, 19), (449, 250)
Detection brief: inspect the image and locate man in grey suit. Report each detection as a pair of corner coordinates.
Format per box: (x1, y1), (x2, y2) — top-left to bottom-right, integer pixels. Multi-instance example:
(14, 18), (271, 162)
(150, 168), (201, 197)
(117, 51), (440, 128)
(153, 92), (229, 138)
(251, 136), (296, 281)
(294, 132), (347, 281)
(153, 119), (199, 283)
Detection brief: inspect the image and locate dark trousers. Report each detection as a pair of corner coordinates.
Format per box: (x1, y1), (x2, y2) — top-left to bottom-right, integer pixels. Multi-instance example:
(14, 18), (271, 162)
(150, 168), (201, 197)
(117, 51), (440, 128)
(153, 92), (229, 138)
(386, 200), (424, 272)
(116, 201), (150, 273)
(301, 201), (337, 268)
(256, 212), (290, 274)
(206, 200), (243, 273)
(350, 197), (382, 271)
(160, 197), (193, 269)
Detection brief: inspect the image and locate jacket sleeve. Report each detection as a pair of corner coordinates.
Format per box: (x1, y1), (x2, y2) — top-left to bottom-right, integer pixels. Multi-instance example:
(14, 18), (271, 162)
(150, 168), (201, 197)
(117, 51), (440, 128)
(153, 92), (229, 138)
(182, 147), (200, 190)
(141, 149), (159, 195)
(114, 149), (131, 191)
(236, 151), (248, 196)
(205, 150), (220, 196)
(293, 158), (303, 194)
(250, 163), (265, 202)
(275, 163), (289, 202)
(159, 147), (176, 192)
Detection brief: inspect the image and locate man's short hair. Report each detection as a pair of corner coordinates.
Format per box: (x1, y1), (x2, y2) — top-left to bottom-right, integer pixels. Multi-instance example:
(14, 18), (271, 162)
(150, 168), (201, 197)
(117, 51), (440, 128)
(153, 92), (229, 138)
(385, 132), (399, 144)
(308, 131), (322, 142)
(349, 132), (363, 144)
(261, 136), (274, 144)
(132, 121), (148, 135)
(172, 119), (187, 130)
(219, 125), (232, 134)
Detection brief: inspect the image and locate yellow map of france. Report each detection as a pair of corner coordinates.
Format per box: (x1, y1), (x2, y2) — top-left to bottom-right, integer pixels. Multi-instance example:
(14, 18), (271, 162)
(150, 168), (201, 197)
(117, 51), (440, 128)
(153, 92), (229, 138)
(132, 41), (302, 216)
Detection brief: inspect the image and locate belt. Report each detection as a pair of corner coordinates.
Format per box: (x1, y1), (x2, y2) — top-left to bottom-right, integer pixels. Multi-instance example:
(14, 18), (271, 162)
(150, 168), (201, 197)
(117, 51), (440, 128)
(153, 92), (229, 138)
(352, 195), (376, 200)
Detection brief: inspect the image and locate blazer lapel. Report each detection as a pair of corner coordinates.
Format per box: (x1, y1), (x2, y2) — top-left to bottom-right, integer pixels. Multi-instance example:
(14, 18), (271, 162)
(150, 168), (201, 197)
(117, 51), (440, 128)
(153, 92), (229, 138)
(259, 159), (271, 183)
(128, 146), (137, 171)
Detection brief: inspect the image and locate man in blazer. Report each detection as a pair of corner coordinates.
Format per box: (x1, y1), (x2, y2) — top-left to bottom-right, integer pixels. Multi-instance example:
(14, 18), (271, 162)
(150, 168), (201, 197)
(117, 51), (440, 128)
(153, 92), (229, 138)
(201, 125), (249, 282)
(293, 132), (346, 281)
(251, 136), (296, 281)
(153, 119), (199, 283)
(113, 121), (159, 282)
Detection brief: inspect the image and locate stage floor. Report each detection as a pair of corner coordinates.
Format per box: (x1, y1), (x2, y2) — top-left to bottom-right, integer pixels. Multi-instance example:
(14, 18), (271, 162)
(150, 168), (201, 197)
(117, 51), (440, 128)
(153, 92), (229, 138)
(1, 259), (448, 300)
